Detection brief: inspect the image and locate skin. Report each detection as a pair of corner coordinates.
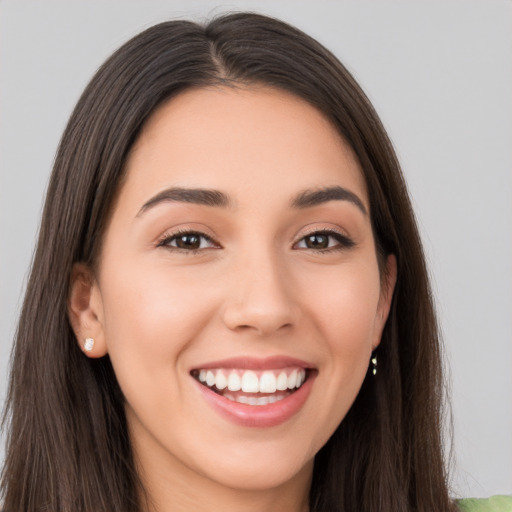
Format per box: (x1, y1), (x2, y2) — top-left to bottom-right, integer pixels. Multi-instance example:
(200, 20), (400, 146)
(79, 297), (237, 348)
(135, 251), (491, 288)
(69, 86), (396, 512)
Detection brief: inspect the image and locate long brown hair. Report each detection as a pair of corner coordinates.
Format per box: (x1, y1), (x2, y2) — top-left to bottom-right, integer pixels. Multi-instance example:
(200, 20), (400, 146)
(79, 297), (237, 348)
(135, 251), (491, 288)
(2, 12), (455, 512)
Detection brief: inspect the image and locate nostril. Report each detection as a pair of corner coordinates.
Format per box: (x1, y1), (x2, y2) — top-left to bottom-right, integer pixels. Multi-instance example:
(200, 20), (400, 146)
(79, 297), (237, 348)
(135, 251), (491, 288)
(232, 322), (293, 336)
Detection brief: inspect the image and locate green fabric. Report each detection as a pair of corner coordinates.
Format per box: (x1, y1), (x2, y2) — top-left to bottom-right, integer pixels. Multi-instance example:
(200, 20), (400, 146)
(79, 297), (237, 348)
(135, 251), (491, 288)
(457, 495), (512, 511)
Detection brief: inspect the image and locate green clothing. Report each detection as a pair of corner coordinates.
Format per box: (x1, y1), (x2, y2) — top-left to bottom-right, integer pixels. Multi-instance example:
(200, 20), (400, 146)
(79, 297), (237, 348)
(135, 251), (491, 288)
(458, 496), (512, 511)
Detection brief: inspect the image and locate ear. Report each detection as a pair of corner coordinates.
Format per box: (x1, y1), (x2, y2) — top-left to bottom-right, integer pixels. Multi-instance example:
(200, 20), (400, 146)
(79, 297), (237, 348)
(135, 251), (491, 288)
(373, 254), (397, 350)
(68, 263), (108, 358)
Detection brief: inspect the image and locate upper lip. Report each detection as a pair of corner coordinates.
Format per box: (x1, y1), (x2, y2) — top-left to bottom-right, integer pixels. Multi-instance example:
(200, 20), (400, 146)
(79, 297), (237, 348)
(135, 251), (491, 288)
(190, 355), (315, 371)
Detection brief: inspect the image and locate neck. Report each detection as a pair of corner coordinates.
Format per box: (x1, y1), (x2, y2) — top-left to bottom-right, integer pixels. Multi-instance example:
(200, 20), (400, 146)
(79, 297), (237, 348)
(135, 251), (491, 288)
(140, 473), (311, 512)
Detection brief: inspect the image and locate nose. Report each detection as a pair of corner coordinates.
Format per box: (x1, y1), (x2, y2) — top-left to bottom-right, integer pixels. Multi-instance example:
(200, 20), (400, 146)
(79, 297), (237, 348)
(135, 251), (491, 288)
(221, 251), (298, 337)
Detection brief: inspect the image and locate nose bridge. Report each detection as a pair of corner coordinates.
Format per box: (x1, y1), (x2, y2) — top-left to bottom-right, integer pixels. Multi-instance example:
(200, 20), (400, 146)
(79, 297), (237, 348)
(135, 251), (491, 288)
(222, 241), (297, 335)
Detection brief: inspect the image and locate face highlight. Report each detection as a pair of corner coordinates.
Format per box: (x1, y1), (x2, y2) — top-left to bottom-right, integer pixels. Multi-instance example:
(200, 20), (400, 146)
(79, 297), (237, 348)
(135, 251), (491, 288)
(70, 86), (395, 505)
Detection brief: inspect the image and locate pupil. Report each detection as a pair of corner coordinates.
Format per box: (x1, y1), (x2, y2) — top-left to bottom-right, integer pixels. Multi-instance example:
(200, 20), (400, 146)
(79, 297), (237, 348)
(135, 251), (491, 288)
(306, 234), (328, 249)
(177, 234), (200, 249)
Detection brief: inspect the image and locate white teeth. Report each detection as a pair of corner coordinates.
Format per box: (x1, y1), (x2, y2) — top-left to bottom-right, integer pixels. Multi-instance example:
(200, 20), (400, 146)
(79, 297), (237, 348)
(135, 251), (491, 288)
(196, 367), (308, 395)
(223, 393), (289, 405)
(227, 372), (241, 391)
(241, 371), (259, 393)
(206, 370), (215, 387)
(276, 371), (288, 391)
(259, 371), (277, 393)
(287, 369), (297, 389)
(215, 370), (227, 390)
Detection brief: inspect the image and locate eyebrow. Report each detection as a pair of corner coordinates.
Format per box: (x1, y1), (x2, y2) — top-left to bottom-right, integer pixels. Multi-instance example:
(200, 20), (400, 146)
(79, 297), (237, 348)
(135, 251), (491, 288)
(137, 184), (367, 217)
(137, 187), (231, 216)
(291, 186), (367, 215)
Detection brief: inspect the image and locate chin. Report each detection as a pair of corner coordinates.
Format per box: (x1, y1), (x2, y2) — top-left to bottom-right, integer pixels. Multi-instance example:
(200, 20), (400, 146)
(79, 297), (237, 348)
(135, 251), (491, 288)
(199, 454), (314, 492)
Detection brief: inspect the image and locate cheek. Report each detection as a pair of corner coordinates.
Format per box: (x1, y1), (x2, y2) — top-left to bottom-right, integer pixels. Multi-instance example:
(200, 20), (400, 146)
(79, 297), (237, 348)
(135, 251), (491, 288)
(102, 259), (209, 336)
(98, 260), (218, 386)
(303, 261), (381, 349)
(296, 261), (381, 434)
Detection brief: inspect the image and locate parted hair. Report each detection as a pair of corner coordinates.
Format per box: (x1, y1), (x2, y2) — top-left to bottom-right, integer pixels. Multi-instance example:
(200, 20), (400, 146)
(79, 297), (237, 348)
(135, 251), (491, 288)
(1, 12), (456, 512)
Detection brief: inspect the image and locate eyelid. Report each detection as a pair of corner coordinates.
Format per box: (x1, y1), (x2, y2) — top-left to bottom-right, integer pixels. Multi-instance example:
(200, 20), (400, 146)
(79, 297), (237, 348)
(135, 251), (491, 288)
(297, 225), (348, 239)
(154, 223), (220, 244)
(293, 226), (355, 250)
(156, 227), (221, 251)
(154, 224), (354, 252)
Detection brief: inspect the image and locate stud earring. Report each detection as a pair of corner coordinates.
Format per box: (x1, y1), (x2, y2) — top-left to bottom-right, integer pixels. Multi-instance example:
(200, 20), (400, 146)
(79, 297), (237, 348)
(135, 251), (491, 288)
(371, 355), (377, 376)
(84, 338), (94, 352)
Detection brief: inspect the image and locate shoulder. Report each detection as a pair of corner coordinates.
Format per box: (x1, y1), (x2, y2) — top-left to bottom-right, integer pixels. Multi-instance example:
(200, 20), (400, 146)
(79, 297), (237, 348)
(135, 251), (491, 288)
(457, 495), (512, 511)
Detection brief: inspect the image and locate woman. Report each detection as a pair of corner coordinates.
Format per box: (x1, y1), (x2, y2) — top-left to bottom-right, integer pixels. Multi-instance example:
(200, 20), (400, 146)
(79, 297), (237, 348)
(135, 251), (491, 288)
(1, 12), (508, 512)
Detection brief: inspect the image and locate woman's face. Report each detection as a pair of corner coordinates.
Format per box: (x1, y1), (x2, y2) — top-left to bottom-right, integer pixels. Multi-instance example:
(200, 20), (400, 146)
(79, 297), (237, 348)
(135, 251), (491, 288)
(72, 86), (395, 496)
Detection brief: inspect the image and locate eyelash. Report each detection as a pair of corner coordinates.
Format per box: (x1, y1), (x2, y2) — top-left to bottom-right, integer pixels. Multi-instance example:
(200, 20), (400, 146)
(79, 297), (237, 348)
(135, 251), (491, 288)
(157, 229), (220, 253)
(293, 230), (355, 252)
(157, 229), (355, 254)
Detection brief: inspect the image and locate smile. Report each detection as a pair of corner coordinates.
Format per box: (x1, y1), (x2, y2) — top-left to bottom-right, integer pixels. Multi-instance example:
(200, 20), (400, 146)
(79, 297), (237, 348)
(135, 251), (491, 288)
(191, 368), (308, 406)
(190, 357), (316, 427)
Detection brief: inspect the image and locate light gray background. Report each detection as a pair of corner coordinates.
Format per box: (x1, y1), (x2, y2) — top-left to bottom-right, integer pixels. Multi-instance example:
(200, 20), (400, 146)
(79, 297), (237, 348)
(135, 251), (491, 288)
(1, 0), (511, 499)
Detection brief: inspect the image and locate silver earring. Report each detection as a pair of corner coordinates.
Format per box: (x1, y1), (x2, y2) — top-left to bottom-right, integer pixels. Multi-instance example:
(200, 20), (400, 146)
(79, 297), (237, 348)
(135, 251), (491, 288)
(371, 355), (377, 376)
(84, 338), (94, 352)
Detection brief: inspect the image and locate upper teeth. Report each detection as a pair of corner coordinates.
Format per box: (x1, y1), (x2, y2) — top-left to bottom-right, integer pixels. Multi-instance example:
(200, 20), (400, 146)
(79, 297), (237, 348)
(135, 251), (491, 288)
(197, 368), (307, 393)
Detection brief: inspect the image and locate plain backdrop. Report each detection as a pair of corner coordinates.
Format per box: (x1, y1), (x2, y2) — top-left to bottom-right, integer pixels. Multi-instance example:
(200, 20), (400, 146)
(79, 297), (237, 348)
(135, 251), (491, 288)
(0, 0), (511, 499)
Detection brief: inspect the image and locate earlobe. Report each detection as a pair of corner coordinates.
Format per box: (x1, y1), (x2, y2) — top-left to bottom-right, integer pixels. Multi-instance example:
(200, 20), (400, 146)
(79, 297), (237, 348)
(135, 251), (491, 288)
(373, 254), (397, 349)
(68, 263), (108, 358)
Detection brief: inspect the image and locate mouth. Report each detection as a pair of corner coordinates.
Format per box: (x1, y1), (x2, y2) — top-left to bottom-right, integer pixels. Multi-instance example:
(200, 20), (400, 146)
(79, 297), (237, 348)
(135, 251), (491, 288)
(190, 356), (316, 427)
(190, 367), (308, 406)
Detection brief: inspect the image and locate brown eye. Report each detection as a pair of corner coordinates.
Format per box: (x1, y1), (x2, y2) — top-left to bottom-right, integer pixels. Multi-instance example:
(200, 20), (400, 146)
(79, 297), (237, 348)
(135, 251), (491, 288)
(175, 234), (201, 250)
(295, 230), (355, 251)
(304, 234), (329, 249)
(159, 231), (219, 251)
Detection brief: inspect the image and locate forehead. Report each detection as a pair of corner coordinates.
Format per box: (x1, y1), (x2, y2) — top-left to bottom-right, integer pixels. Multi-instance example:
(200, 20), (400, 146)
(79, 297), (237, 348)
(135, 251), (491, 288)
(123, 85), (368, 210)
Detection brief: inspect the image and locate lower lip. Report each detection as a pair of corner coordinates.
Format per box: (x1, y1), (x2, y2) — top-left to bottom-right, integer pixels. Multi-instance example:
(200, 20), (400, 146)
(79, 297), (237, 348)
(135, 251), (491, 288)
(194, 373), (316, 428)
